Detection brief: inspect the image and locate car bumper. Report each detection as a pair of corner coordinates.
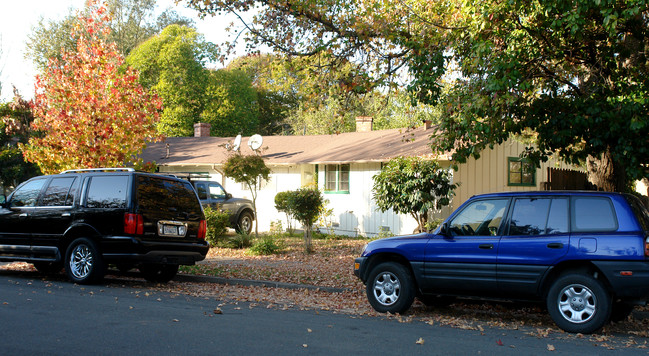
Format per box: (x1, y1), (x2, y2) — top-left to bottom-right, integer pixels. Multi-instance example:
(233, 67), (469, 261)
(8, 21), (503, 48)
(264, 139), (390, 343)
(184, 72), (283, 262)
(354, 257), (368, 281)
(592, 260), (649, 300)
(101, 236), (209, 265)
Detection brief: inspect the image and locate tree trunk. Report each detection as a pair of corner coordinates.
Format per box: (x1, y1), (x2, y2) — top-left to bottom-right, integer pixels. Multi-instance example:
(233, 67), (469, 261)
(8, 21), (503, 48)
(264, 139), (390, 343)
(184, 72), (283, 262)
(586, 149), (628, 192)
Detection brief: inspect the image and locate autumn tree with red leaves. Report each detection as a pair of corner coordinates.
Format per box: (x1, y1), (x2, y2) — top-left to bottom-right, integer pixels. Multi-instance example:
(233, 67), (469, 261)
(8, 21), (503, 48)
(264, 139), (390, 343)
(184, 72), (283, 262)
(22, 0), (161, 174)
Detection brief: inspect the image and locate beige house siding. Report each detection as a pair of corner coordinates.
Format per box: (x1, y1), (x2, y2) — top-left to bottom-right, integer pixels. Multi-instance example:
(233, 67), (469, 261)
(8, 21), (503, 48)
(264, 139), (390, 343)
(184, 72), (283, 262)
(449, 140), (577, 211)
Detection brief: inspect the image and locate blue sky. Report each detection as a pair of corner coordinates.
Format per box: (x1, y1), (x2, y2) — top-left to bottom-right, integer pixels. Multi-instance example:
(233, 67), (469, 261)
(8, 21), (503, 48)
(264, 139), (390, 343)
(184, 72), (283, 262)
(0, 0), (244, 102)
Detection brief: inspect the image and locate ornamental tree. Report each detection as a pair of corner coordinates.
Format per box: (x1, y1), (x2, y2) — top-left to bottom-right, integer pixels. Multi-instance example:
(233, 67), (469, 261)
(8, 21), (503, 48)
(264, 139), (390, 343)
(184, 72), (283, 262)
(285, 187), (324, 253)
(22, 0), (162, 174)
(372, 157), (457, 233)
(222, 153), (271, 238)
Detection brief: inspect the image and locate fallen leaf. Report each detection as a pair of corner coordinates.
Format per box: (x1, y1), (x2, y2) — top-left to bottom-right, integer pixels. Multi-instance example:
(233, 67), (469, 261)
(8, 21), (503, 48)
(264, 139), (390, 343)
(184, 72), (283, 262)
(172, 319), (179, 322)
(547, 344), (555, 351)
(307, 328), (312, 333)
(496, 339), (504, 346)
(214, 308), (223, 314)
(416, 338), (425, 345)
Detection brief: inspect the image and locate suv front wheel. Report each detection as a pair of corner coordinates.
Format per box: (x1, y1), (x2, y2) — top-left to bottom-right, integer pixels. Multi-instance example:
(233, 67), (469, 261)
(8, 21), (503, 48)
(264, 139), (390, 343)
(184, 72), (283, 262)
(546, 273), (611, 334)
(366, 262), (415, 313)
(65, 238), (106, 284)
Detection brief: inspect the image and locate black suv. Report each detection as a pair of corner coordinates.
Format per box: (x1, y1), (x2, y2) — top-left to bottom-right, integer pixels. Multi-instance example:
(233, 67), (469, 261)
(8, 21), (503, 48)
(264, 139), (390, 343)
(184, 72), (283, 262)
(191, 180), (255, 234)
(0, 168), (209, 284)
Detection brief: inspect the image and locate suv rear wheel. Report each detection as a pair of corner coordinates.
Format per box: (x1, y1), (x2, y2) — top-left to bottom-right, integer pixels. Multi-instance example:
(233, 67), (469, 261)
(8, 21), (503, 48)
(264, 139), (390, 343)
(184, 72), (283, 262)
(366, 262), (415, 313)
(65, 238), (105, 284)
(546, 273), (611, 334)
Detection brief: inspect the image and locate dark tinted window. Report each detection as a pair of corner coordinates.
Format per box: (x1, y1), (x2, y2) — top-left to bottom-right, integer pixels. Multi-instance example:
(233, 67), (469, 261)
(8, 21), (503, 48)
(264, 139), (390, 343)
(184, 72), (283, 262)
(546, 198), (569, 234)
(195, 183), (208, 200)
(10, 178), (46, 207)
(41, 177), (78, 206)
(572, 197), (618, 232)
(86, 176), (129, 208)
(624, 194), (649, 232)
(136, 176), (202, 216)
(509, 198), (568, 236)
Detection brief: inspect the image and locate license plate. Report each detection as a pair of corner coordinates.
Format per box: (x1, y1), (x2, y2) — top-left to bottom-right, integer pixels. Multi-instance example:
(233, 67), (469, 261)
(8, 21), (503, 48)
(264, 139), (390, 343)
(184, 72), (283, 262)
(163, 225), (178, 235)
(158, 221), (187, 237)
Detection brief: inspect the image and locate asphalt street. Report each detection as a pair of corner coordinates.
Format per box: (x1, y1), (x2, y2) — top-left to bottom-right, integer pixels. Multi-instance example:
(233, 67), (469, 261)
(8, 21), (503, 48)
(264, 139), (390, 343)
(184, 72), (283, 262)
(0, 270), (643, 355)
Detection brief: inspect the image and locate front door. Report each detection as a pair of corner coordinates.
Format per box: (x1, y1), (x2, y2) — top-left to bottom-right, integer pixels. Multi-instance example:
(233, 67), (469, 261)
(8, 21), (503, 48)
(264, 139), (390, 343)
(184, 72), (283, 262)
(0, 178), (47, 257)
(423, 198), (509, 295)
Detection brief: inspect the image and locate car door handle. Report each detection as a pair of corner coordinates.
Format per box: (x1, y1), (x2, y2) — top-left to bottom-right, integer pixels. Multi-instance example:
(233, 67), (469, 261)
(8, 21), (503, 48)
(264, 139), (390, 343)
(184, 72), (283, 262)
(479, 244), (494, 249)
(19, 213), (28, 218)
(547, 243), (564, 249)
(62, 213), (71, 217)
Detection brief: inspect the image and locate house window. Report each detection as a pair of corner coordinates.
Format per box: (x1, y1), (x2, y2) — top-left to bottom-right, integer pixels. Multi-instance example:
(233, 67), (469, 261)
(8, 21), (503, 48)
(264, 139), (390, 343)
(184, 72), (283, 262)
(324, 164), (350, 193)
(508, 157), (536, 186)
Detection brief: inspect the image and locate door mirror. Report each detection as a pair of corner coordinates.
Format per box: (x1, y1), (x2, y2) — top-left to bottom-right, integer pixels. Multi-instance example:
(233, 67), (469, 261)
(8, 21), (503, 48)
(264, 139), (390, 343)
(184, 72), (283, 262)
(226, 193), (232, 200)
(439, 222), (450, 236)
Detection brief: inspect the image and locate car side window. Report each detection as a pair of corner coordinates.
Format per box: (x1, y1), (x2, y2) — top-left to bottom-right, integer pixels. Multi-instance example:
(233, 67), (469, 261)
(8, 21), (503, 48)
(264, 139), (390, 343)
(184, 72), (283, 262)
(208, 183), (226, 199)
(508, 198), (568, 236)
(86, 176), (129, 208)
(572, 197), (618, 232)
(41, 177), (78, 207)
(449, 199), (509, 236)
(195, 183), (208, 200)
(9, 178), (47, 207)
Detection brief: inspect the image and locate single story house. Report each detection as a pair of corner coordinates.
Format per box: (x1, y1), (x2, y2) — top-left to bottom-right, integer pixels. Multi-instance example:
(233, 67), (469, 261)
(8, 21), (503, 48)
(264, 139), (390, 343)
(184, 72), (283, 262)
(140, 118), (576, 237)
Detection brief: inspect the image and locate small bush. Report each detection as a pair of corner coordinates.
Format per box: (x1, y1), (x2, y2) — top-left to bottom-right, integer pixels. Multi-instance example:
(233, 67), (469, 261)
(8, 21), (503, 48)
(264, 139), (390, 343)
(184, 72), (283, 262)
(250, 236), (282, 255)
(203, 206), (230, 246)
(221, 231), (253, 249)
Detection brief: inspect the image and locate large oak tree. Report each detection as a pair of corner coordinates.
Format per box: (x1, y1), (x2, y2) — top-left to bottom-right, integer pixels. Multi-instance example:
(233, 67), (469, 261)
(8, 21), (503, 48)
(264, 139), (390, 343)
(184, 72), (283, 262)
(188, 0), (649, 191)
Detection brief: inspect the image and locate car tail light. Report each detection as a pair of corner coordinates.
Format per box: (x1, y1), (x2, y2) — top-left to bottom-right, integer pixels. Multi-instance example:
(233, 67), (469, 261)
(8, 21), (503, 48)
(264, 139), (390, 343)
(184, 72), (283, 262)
(198, 219), (207, 239)
(124, 213), (144, 235)
(645, 237), (649, 257)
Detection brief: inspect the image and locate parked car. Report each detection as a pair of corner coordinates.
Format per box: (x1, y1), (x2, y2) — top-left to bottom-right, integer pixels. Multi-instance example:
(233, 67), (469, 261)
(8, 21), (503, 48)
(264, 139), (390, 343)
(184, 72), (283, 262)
(190, 180), (255, 234)
(354, 191), (649, 333)
(0, 168), (209, 284)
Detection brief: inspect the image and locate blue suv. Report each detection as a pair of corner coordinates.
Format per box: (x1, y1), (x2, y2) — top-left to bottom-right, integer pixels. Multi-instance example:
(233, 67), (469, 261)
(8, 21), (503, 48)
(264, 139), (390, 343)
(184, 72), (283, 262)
(354, 191), (649, 333)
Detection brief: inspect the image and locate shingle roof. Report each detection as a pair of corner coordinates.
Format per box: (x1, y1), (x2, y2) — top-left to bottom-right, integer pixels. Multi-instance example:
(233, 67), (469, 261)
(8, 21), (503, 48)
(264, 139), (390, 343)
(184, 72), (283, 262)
(140, 126), (446, 167)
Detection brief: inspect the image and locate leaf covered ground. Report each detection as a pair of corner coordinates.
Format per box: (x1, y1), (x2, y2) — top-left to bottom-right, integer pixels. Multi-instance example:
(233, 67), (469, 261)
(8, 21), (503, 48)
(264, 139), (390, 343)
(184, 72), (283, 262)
(3, 236), (649, 350)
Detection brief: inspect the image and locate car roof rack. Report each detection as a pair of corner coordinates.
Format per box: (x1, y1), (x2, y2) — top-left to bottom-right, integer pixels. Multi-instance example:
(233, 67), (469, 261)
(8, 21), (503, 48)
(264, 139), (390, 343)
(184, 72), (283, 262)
(60, 168), (136, 174)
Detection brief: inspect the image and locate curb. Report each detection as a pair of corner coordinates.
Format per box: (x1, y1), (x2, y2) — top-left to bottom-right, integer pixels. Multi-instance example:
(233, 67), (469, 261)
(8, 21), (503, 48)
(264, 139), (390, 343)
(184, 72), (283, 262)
(175, 273), (349, 294)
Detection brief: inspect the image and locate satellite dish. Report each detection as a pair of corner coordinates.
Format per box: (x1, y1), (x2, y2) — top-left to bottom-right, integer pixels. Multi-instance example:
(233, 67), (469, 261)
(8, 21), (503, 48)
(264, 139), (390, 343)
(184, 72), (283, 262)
(248, 134), (263, 151)
(233, 135), (242, 152)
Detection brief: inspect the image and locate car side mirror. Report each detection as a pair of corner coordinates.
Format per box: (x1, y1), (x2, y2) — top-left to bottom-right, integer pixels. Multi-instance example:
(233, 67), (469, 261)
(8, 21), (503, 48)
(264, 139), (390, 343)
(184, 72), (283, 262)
(439, 222), (450, 236)
(226, 193), (232, 200)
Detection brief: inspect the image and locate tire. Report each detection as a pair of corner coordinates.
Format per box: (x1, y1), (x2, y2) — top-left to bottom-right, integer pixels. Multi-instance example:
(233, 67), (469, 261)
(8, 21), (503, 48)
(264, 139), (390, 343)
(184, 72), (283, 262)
(65, 238), (105, 284)
(139, 264), (179, 283)
(366, 262), (415, 313)
(33, 261), (63, 275)
(236, 211), (254, 234)
(546, 273), (611, 334)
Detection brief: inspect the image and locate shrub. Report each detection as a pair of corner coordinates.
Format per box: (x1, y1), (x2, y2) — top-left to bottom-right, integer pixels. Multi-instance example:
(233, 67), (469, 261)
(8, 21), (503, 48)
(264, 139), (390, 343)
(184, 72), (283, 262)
(203, 206), (230, 246)
(250, 236), (282, 255)
(222, 231), (253, 249)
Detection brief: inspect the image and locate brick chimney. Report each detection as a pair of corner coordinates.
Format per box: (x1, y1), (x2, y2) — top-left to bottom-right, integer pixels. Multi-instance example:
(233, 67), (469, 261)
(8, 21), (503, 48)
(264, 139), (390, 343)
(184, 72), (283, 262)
(194, 122), (211, 137)
(355, 116), (373, 132)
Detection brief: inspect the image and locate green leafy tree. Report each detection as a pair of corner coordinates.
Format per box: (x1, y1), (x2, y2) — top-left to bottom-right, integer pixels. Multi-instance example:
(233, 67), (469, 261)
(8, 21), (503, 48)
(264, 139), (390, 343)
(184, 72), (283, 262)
(274, 191), (295, 234)
(372, 157), (457, 233)
(26, 0), (194, 71)
(128, 26), (259, 137)
(0, 88), (41, 193)
(189, 0), (649, 191)
(222, 154), (271, 238)
(22, 0), (162, 174)
(284, 187), (324, 253)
